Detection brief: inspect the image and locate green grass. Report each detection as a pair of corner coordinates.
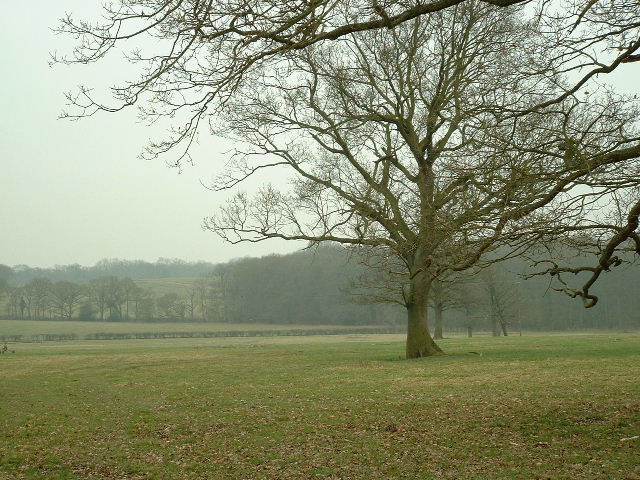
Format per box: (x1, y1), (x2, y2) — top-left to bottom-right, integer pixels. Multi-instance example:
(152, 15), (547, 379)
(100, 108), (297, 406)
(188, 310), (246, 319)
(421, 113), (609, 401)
(1, 333), (639, 479)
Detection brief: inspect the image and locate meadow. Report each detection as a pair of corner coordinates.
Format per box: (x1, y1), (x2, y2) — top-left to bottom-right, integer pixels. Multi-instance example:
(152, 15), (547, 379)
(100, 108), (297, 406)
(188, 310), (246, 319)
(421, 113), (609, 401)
(133, 278), (200, 296)
(1, 332), (638, 479)
(0, 320), (390, 340)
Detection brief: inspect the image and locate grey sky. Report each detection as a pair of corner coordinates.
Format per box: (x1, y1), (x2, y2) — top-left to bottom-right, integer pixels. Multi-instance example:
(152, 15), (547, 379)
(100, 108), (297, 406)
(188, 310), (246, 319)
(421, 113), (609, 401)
(0, 1), (301, 268)
(1, 2), (638, 268)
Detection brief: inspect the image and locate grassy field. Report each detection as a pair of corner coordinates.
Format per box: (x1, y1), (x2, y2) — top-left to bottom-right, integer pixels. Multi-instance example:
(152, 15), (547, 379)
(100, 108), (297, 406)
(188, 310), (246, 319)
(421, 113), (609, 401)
(0, 320), (382, 339)
(1, 333), (638, 479)
(133, 278), (201, 296)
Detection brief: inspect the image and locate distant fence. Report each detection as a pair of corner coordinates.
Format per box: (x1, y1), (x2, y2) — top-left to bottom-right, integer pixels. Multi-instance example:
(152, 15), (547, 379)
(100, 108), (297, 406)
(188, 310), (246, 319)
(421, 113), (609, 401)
(0, 334), (78, 342)
(0, 335), (25, 342)
(1, 326), (405, 343)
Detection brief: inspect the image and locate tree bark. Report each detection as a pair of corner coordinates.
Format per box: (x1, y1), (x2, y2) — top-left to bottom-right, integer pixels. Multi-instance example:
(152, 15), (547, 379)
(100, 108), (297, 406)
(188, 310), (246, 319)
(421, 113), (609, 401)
(406, 301), (443, 358)
(405, 276), (443, 358)
(434, 302), (444, 340)
(488, 285), (501, 336)
(492, 315), (501, 337)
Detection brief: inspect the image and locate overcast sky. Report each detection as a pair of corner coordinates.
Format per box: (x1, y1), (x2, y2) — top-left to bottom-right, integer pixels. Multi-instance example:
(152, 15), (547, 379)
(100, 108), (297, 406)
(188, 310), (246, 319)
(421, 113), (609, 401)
(1, 2), (638, 268)
(0, 1), (303, 268)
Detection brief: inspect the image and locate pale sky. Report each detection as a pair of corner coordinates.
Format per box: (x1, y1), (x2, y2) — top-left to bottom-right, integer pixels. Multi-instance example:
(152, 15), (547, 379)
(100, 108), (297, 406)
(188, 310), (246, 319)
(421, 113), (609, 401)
(1, 2), (638, 268)
(0, 1), (302, 268)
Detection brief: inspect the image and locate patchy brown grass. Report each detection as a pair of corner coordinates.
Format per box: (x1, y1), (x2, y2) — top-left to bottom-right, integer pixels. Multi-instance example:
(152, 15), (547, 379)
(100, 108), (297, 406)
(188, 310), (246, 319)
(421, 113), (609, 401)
(1, 333), (638, 479)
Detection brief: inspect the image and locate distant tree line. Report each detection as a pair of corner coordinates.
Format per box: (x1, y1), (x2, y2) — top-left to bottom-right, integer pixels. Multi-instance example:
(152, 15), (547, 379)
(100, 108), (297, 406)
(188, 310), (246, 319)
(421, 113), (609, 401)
(1, 276), (211, 323)
(6, 258), (217, 285)
(213, 248), (406, 325)
(430, 258), (640, 336)
(0, 249), (405, 325)
(1, 247), (639, 332)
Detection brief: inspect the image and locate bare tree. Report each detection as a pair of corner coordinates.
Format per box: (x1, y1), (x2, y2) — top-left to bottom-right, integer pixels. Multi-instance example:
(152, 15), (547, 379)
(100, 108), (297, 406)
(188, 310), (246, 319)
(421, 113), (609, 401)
(56, 0), (639, 123)
(49, 281), (85, 319)
(476, 266), (521, 336)
(429, 275), (467, 340)
(193, 278), (214, 321)
(20, 284), (36, 320)
(0, 265), (12, 299)
(26, 278), (51, 321)
(156, 293), (186, 320)
(56, 2), (640, 307)
(454, 281), (483, 337)
(184, 279), (216, 321)
(201, 4), (638, 357)
(6, 287), (23, 319)
(121, 278), (143, 321)
(213, 266), (239, 323)
(87, 276), (130, 321)
(18, 279), (52, 320)
(105, 277), (127, 320)
(58, 1), (640, 356)
(88, 277), (110, 321)
(184, 284), (198, 321)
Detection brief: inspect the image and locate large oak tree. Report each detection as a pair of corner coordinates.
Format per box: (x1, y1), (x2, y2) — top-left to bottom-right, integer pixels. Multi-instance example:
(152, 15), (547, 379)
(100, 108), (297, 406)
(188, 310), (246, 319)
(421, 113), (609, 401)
(206, 3), (639, 356)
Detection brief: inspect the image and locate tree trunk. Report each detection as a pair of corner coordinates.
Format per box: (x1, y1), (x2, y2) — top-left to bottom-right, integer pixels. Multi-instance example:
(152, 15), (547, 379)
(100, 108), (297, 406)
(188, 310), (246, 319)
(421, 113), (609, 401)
(489, 287), (501, 336)
(403, 235), (442, 357)
(500, 321), (508, 336)
(467, 325), (473, 338)
(492, 316), (501, 337)
(406, 301), (443, 358)
(134, 299), (140, 320)
(434, 302), (444, 340)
